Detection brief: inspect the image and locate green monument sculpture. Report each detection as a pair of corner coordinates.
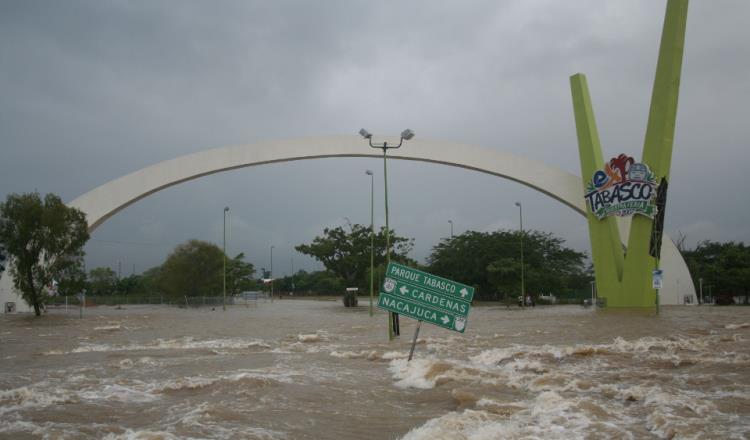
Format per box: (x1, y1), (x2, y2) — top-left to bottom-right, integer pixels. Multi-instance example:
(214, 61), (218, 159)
(571, 0), (689, 308)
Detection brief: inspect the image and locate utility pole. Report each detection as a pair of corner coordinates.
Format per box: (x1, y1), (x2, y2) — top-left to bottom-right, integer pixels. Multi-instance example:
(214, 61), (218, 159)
(360, 128), (414, 339)
(366, 169), (375, 317)
(223, 206), (229, 311)
(515, 202), (525, 308)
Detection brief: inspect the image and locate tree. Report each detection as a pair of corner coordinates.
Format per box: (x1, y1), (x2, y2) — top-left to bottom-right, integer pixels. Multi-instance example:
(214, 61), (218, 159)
(88, 267), (118, 296)
(227, 252), (256, 295)
(682, 240), (750, 304)
(137, 266), (163, 296)
(428, 230), (589, 300)
(295, 224), (414, 288)
(486, 257), (521, 301)
(278, 269), (345, 295)
(159, 239), (224, 298)
(0, 192), (89, 316)
(56, 259), (87, 297)
(115, 274), (142, 296)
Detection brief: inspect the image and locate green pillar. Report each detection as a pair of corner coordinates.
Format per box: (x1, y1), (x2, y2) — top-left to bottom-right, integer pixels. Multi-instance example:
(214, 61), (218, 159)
(570, 0), (689, 308)
(570, 74), (624, 301)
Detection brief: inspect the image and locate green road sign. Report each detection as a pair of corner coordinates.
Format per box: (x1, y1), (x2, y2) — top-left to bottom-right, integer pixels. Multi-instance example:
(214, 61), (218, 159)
(377, 262), (474, 333)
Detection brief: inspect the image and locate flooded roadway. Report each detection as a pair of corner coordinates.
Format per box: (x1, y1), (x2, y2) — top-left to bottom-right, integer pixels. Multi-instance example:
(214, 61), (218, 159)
(1, 300), (749, 439)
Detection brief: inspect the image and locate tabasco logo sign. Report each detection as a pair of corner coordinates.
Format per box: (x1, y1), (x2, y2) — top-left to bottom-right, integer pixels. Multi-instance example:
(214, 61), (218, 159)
(585, 154), (658, 220)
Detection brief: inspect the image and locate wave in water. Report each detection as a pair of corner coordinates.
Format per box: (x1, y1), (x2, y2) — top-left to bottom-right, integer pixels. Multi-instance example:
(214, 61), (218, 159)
(44, 336), (272, 355)
(391, 334), (750, 439)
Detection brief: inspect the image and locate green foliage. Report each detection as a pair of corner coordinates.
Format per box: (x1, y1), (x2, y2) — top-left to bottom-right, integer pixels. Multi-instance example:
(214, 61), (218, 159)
(428, 230), (589, 300)
(56, 258), (87, 297)
(682, 241), (750, 303)
(159, 239), (224, 298)
(115, 274), (141, 296)
(277, 269), (345, 294)
(227, 252), (256, 294)
(88, 267), (118, 296)
(0, 192), (89, 315)
(295, 224), (414, 288)
(137, 266), (163, 295)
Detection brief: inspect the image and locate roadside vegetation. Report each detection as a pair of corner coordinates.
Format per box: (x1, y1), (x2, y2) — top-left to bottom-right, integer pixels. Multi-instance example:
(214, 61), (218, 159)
(2, 191), (748, 310)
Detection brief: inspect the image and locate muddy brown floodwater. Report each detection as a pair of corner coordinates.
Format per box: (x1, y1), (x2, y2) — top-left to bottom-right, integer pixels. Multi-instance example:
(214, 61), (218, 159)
(1, 300), (749, 439)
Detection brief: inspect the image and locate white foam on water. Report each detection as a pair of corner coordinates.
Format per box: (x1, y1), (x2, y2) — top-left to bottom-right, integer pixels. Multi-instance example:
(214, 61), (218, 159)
(102, 429), (191, 440)
(388, 357), (476, 389)
(389, 358), (441, 389)
(725, 322), (749, 330)
(150, 369), (298, 393)
(0, 418), (49, 437)
(94, 323), (123, 331)
(330, 350), (380, 360)
(400, 409), (502, 440)
(381, 351), (408, 360)
(118, 359), (135, 369)
(71, 343), (115, 353)
(0, 383), (78, 415)
(454, 334), (750, 439)
(52, 336), (272, 355)
(401, 391), (631, 440)
(112, 358), (162, 370)
(296, 330), (330, 343)
(172, 402), (288, 439)
(79, 383), (158, 403)
(468, 333), (750, 374)
(42, 349), (64, 355)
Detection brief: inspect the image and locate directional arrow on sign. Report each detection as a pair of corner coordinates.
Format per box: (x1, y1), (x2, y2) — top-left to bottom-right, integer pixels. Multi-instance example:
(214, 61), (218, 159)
(460, 288), (469, 298)
(399, 285), (409, 295)
(441, 315), (450, 324)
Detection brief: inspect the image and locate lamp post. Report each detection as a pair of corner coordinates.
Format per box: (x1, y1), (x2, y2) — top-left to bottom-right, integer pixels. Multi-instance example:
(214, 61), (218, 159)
(223, 206), (229, 311)
(366, 169), (375, 317)
(270, 245), (274, 302)
(515, 202), (525, 309)
(360, 128), (414, 339)
(291, 257), (295, 295)
(448, 220), (454, 238)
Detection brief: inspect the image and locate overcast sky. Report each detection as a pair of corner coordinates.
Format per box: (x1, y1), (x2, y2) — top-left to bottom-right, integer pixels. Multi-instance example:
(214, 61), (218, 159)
(1, 1), (748, 278)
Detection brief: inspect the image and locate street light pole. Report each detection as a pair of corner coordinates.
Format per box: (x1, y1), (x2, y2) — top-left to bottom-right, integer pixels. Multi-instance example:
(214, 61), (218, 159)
(270, 245), (274, 302)
(366, 169), (375, 317)
(448, 220), (453, 238)
(223, 206), (229, 311)
(360, 128), (414, 339)
(291, 257), (294, 295)
(515, 202), (525, 309)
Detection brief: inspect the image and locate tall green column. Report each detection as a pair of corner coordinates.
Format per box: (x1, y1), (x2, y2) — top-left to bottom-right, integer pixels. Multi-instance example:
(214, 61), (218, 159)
(570, 74), (625, 301)
(570, 0), (689, 308)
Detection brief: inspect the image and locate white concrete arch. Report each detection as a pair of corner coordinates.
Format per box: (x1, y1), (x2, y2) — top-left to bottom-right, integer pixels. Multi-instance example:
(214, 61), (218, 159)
(0, 135), (695, 310)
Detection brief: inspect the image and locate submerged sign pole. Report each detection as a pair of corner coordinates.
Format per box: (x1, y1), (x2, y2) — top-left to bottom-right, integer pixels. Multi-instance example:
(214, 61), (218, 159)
(408, 321), (422, 361)
(653, 268), (663, 315)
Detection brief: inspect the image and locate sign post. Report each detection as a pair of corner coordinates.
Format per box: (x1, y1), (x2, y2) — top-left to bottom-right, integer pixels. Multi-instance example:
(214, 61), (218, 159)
(652, 269), (663, 315)
(377, 262), (474, 359)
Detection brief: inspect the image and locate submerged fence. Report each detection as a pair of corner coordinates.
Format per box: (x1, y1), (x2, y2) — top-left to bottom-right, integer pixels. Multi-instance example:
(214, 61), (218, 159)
(46, 291), (270, 309)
